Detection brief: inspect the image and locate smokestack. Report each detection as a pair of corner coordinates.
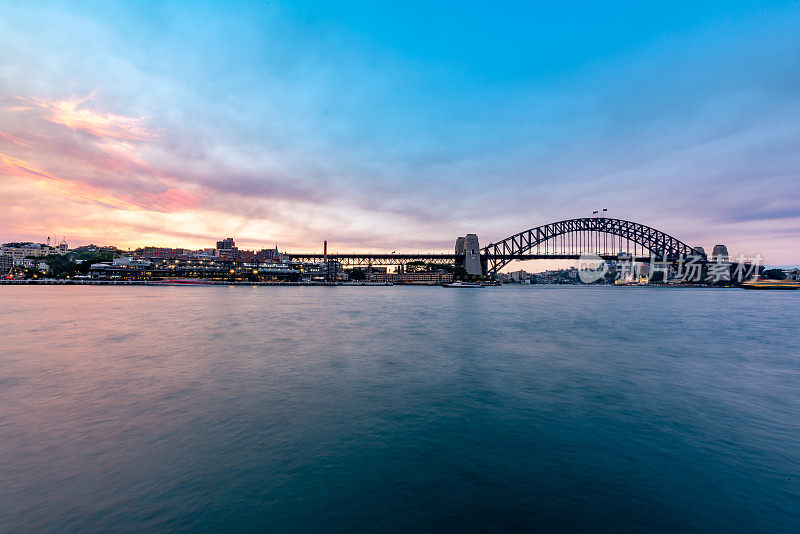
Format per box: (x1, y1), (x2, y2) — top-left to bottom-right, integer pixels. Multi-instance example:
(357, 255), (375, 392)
(323, 240), (327, 263)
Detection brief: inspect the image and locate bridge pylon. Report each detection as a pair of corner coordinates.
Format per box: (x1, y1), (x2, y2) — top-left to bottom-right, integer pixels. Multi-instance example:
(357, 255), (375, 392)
(455, 234), (483, 276)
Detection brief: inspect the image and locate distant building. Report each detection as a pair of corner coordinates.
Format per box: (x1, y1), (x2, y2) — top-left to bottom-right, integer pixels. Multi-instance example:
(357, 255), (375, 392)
(140, 247), (187, 259)
(0, 255), (12, 272)
(1, 243), (54, 260)
(216, 237), (239, 260)
(256, 247), (283, 262)
(217, 237), (235, 250)
(510, 270), (528, 282)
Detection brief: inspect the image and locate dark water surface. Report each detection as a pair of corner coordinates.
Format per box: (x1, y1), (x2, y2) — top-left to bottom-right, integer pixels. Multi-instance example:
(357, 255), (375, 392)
(1, 285), (799, 532)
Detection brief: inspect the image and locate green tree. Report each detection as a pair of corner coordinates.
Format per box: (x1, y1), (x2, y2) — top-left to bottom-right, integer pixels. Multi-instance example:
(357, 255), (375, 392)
(43, 254), (79, 278)
(453, 266), (468, 280)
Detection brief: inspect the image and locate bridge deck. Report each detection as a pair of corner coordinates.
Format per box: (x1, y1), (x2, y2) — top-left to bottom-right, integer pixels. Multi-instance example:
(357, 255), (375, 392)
(285, 253), (653, 265)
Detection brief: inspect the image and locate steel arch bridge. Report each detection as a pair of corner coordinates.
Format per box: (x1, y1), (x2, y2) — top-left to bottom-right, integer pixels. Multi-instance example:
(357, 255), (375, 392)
(482, 217), (705, 275)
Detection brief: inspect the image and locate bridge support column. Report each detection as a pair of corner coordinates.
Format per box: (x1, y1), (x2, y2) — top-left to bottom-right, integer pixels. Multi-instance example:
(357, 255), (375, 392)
(456, 233), (483, 276)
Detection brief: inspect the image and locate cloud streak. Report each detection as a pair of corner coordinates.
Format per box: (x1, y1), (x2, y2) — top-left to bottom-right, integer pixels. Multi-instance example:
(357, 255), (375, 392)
(14, 94), (156, 140)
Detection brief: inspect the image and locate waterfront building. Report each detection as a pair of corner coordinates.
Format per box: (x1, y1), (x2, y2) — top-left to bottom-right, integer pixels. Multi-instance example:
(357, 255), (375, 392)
(113, 257), (153, 268)
(239, 261), (302, 281)
(299, 262), (327, 281)
(0, 255), (12, 272)
(14, 258), (35, 268)
(401, 270), (453, 284)
(366, 270), (453, 284)
(365, 271), (398, 283)
(140, 247), (188, 259)
(101, 256), (305, 282)
(89, 261), (167, 280)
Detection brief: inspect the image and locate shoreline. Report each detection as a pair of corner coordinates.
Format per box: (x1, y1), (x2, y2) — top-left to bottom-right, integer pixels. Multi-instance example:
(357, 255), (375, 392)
(0, 279), (755, 288)
(0, 279), (391, 286)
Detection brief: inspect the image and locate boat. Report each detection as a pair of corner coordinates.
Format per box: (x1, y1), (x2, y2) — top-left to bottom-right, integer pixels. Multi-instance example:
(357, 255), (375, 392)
(741, 279), (800, 290)
(443, 281), (484, 288)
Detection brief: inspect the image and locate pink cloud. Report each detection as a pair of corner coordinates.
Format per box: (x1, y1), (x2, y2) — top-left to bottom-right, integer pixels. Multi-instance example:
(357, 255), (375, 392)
(0, 152), (137, 209)
(0, 150), (204, 213)
(141, 187), (205, 211)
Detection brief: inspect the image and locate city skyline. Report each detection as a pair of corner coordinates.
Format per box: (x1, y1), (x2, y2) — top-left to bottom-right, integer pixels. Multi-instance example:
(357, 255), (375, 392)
(1, 2), (799, 263)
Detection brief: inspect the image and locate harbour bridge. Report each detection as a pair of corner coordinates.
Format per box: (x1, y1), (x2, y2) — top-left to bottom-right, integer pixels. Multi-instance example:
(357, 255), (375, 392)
(285, 216), (710, 276)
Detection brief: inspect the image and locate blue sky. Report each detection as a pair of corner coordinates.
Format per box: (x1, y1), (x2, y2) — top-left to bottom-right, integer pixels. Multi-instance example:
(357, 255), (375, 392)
(1, 1), (798, 263)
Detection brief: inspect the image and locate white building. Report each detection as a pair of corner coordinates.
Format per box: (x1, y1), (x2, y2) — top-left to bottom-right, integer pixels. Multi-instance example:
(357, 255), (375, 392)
(1, 243), (66, 260)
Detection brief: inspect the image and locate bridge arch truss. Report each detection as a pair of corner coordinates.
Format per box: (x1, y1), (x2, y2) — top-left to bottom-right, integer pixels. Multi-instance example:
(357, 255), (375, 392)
(482, 217), (705, 275)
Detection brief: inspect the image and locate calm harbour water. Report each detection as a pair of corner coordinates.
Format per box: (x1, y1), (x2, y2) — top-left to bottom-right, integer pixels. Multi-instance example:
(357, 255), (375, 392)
(1, 285), (799, 532)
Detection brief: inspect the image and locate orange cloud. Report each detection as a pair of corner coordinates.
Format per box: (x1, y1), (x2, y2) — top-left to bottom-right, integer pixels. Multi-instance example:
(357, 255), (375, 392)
(13, 95), (156, 141)
(0, 152), (134, 209)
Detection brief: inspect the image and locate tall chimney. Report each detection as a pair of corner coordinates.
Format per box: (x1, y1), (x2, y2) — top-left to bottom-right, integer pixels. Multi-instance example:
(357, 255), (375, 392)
(323, 240), (327, 263)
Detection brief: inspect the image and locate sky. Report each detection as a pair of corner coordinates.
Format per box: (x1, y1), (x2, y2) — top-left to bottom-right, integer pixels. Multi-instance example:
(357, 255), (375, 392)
(1, 1), (799, 265)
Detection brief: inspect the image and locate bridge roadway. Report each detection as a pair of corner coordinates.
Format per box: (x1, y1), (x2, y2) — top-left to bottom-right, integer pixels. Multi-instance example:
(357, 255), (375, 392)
(284, 253), (652, 267)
